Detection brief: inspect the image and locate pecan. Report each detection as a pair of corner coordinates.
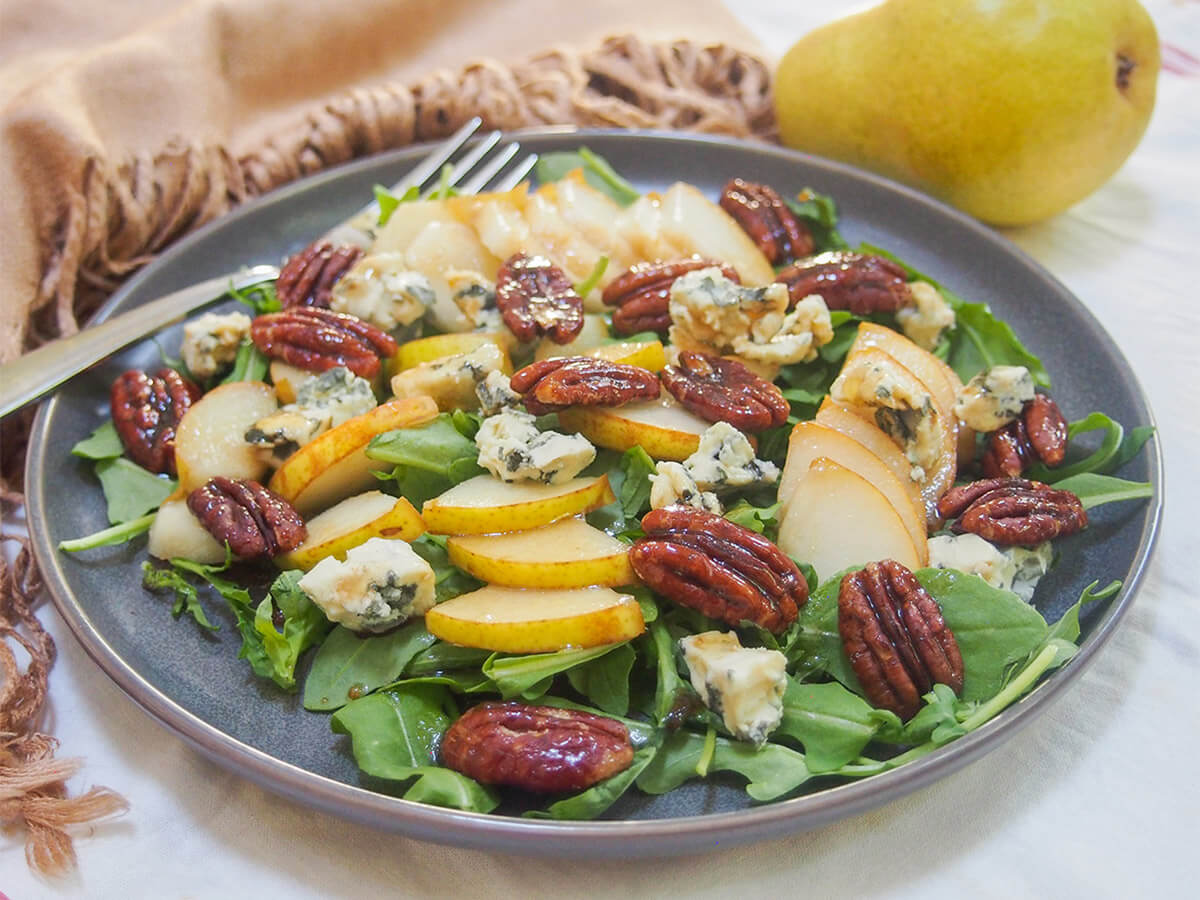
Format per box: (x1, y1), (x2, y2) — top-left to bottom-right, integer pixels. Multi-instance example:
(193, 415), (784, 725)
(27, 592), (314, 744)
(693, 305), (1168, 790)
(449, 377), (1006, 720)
(276, 240), (363, 309)
(601, 259), (739, 335)
(509, 357), (660, 416)
(982, 393), (1069, 477)
(630, 507), (807, 634)
(775, 251), (911, 313)
(440, 702), (634, 793)
(938, 477), (1087, 547)
(660, 351), (789, 433)
(249, 307), (396, 378)
(186, 477), (306, 559)
(110, 368), (202, 476)
(495, 253), (584, 344)
(719, 178), (814, 265)
(838, 560), (965, 721)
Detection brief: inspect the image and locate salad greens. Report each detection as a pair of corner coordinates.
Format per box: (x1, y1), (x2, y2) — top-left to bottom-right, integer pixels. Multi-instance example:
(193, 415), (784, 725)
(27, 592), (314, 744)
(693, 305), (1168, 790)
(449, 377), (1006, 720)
(60, 149), (1157, 821)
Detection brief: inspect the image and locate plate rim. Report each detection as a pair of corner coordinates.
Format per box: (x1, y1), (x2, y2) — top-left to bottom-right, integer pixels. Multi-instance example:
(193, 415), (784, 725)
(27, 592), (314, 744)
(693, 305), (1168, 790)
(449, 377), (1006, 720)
(26, 127), (1165, 856)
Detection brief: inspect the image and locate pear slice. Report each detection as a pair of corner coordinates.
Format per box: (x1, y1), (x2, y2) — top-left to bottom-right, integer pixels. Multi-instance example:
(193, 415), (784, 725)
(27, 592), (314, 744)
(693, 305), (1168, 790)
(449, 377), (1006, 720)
(850, 322), (975, 465)
(370, 199), (457, 254)
(585, 339), (667, 372)
(269, 360), (316, 404)
(777, 457), (923, 583)
(446, 517), (634, 589)
(658, 182), (777, 286)
(422, 474), (616, 536)
(174, 380), (279, 493)
(275, 490), (425, 571)
(148, 498), (228, 564)
(814, 397), (925, 514)
(532, 315), (612, 362)
(537, 174), (637, 279)
(518, 189), (613, 298)
(424, 585), (645, 653)
(391, 332), (511, 373)
(268, 396), (439, 516)
(779, 421), (927, 562)
(557, 395), (712, 461)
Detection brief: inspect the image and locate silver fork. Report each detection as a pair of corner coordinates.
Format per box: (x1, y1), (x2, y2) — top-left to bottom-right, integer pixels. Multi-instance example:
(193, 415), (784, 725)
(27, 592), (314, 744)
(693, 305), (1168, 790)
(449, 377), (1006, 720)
(0, 118), (538, 419)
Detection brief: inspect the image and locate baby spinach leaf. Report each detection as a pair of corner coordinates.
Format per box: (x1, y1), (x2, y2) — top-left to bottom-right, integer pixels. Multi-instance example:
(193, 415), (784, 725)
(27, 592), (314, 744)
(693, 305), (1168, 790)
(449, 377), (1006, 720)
(617, 446), (656, 518)
(637, 730), (811, 802)
(331, 683), (454, 769)
(784, 574), (862, 690)
(219, 339), (269, 385)
(405, 640), (492, 676)
(566, 642), (636, 716)
(410, 534), (483, 604)
(368, 413), (484, 507)
(775, 679), (879, 773)
(1052, 473), (1153, 510)
(95, 457), (176, 524)
(71, 420), (124, 459)
(398, 767), (498, 813)
(483, 643), (627, 700)
(528, 741), (659, 820)
(915, 569), (1048, 702)
(303, 621), (438, 711)
(783, 188), (849, 252)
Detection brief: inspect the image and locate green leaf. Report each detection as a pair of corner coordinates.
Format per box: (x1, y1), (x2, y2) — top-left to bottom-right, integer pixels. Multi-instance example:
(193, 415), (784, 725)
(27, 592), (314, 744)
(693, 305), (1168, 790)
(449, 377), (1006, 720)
(409, 534), (483, 605)
(252, 570), (334, 691)
(483, 643), (626, 701)
(405, 640), (492, 676)
(566, 642), (636, 716)
(617, 446), (656, 518)
(529, 741), (658, 820)
(59, 513), (155, 552)
(397, 766), (499, 813)
(227, 279), (281, 315)
(141, 560), (218, 630)
(427, 163), (460, 200)
(916, 569), (1048, 702)
(783, 188), (849, 252)
(636, 730), (811, 802)
(94, 458), (176, 524)
(71, 420), (124, 460)
(219, 339), (270, 385)
(303, 621), (438, 711)
(783, 573), (863, 690)
(647, 619), (689, 725)
(368, 413), (483, 506)
(1052, 473), (1153, 510)
(775, 679), (879, 773)
(574, 255), (609, 298)
(722, 500), (782, 539)
(373, 183), (418, 226)
(534, 148), (639, 206)
(899, 683), (967, 746)
(331, 683), (453, 769)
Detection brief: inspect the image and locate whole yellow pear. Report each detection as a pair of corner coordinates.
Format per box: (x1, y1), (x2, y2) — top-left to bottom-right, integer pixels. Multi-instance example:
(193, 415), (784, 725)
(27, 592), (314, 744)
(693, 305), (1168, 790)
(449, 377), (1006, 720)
(774, 0), (1160, 225)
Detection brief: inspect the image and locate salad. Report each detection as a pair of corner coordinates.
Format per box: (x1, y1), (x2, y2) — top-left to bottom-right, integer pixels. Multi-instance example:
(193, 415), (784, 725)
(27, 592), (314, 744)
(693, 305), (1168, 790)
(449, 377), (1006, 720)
(59, 147), (1155, 820)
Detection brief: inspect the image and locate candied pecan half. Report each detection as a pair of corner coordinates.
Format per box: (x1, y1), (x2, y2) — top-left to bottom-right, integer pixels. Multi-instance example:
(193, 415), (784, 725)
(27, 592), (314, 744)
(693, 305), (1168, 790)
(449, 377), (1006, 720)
(276, 240), (364, 309)
(982, 393), (1069, 477)
(250, 307), (396, 378)
(630, 507), (807, 634)
(660, 351), (789, 432)
(838, 559), (965, 720)
(495, 253), (584, 344)
(719, 178), (814, 265)
(110, 368), (202, 476)
(939, 477), (1087, 547)
(775, 251), (911, 313)
(601, 259), (739, 336)
(187, 477), (306, 559)
(440, 702), (634, 793)
(509, 357), (660, 416)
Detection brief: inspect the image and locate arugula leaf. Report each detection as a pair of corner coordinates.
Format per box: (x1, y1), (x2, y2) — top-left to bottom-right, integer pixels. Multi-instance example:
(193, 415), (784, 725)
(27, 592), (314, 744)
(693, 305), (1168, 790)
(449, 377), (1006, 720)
(1052, 473), (1153, 510)
(1030, 412), (1155, 484)
(227, 279), (281, 315)
(616, 446), (656, 518)
(483, 643), (627, 700)
(646, 619), (690, 725)
(398, 766), (499, 812)
(303, 621), (438, 711)
(784, 573), (863, 689)
(219, 339), (270, 385)
(783, 188), (849, 252)
(141, 560), (218, 630)
(95, 458), (176, 524)
(723, 499), (782, 540)
(427, 163), (460, 200)
(534, 148), (639, 206)
(405, 640), (492, 676)
(252, 570), (334, 691)
(636, 730), (811, 802)
(367, 413), (484, 506)
(574, 255), (609, 298)
(409, 534), (483, 604)
(59, 513), (156, 552)
(565, 642), (636, 716)
(71, 420), (124, 460)
(373, 183), (419, 226)
(754, 423), (792, 469)
(775, 679), (879, 773)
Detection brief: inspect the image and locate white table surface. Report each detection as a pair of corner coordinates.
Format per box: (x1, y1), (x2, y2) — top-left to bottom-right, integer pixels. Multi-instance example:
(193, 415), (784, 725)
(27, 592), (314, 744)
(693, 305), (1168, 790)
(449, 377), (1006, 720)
(5, 2), (1198, 897)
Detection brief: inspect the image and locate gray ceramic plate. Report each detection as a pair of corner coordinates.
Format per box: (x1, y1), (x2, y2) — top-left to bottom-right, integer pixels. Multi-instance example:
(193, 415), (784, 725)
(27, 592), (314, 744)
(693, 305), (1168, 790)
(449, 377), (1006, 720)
(27, 130), (1163, 857)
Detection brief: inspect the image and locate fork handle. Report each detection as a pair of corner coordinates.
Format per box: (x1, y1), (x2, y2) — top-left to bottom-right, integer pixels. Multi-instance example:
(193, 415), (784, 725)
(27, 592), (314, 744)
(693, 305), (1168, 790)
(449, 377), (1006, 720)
(0, 266), (279, 419)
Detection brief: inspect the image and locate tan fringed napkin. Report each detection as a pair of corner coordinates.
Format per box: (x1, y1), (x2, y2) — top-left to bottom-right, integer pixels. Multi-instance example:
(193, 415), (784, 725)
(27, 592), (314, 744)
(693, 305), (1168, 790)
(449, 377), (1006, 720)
(0, 0), (774, 875)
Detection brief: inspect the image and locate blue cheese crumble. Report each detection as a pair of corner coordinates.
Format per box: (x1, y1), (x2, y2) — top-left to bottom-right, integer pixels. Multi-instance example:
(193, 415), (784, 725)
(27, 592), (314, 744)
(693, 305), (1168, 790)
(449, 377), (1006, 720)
(928, 533), (1054, 602)
(475, 408), (595, 484)
(680, 631), (787, 747)
(246, 366), (377, 465)
(390, 343), (507, 411)
(180, 311), (252, 378)
(954, 365), (1035, 433)
(474, 370), (521, 417)
(896, 281), (956, 351)
(298, 538), (436, 633)
(681, 422), (779, 492)
(648, 461), (722, 514)
(330, 252), (435, 331)
(668, 267), (833, 366)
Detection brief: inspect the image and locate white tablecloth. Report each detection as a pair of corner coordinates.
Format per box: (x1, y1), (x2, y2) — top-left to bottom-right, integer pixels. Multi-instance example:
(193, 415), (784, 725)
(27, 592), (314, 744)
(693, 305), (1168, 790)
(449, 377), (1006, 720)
(4, 2), (1197, 897)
